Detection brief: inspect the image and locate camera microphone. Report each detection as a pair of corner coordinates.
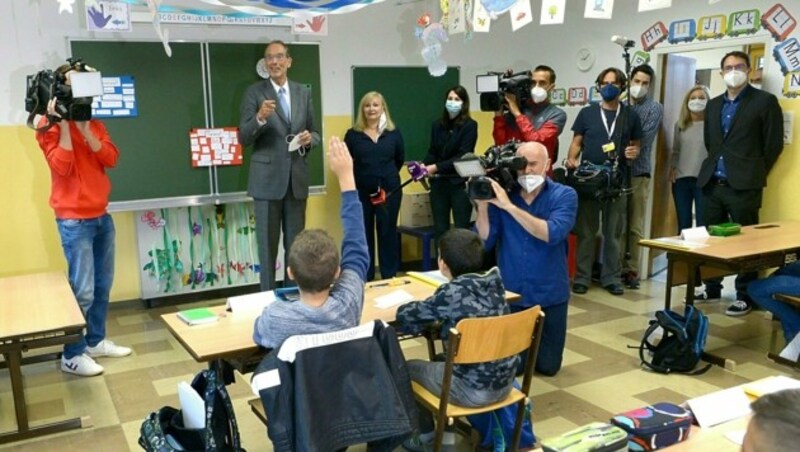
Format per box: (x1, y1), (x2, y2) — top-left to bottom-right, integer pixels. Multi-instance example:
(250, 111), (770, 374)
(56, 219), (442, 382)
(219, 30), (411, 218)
(610, 35), (635, 48)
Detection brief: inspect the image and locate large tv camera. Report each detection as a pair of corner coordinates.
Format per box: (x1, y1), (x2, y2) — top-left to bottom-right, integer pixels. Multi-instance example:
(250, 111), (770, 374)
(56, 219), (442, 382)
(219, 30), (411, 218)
(475, 71), (533, 112)
(25, 57), (101, 130)
(453, 141), (528, 200)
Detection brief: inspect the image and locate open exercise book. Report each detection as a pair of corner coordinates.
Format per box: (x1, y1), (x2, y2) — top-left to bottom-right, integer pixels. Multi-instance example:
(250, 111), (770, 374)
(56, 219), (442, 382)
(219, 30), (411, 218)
(406, 270), (449, 287)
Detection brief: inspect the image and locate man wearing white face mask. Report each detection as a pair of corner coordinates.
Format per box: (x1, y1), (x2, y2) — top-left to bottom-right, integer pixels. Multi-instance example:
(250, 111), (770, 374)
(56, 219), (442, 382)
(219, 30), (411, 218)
(475, 142), (577, 376)
(698, 50), (784, 317)
(622, 65), (663, 290)
(493, 65), (567, 175)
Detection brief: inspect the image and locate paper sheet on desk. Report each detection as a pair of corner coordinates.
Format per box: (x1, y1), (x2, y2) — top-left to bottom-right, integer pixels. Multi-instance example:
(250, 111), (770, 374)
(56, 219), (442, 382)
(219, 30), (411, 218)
(226, 291), (276, 313)
(374, 289), (415, 309)
(687, 386), (751, 428)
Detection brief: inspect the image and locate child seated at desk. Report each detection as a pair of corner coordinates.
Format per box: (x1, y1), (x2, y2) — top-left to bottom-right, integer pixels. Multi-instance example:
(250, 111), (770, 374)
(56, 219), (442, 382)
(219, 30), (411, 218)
(395, 229), (517, 451)
(252, 137), (369, 350)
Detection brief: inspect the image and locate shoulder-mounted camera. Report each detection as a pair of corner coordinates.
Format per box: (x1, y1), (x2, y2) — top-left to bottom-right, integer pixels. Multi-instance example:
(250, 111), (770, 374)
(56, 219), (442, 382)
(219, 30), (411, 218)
(453, 141), (528, 200)
(475, 71), (533, 112)
(25, 57), (99, 130)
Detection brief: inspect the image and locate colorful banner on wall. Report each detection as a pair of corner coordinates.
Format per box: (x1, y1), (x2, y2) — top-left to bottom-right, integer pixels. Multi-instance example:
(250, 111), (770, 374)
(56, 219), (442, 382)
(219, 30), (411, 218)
(190, 128), (243, 167)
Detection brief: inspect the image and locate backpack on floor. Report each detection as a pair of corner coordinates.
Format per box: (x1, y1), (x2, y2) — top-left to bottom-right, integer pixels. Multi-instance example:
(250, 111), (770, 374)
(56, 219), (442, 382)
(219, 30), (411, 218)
(138, 368), (244, 451)
(639, 305), (711, 375)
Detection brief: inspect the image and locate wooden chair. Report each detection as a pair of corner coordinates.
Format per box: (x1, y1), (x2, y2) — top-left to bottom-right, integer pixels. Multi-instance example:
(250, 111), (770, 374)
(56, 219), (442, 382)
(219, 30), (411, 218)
(412, 306), (545, 452)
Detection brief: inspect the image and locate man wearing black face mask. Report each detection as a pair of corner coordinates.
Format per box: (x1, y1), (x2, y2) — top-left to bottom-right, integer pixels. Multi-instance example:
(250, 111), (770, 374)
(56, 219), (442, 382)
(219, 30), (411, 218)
(492, 65), (567, 175)
(566, 67), (643, 296)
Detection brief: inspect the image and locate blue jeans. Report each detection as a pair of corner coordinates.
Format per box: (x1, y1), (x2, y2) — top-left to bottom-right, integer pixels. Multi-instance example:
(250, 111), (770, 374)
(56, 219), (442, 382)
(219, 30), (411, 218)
(57, 214), (115, 359)
(672, 177), (705, 233)
(748, 266), (800, 343)
(407, 359), (511, 433)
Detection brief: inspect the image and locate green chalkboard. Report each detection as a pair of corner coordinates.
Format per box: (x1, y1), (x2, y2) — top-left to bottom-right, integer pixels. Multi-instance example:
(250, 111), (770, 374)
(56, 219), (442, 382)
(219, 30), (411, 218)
(352, 66), (460, 162)
(71, 41), (209, 203)
(69, 41), (324, 206)
(209, 43), (324, 194)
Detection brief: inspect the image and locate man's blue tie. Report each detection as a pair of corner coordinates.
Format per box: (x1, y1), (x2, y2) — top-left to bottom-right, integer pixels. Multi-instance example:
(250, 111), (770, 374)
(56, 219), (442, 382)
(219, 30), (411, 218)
(278, 87), (291, 123)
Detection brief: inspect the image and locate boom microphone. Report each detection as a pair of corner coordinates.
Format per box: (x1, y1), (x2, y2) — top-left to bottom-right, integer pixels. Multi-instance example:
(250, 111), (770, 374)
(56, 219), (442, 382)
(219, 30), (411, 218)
(611, 35), (635, 48)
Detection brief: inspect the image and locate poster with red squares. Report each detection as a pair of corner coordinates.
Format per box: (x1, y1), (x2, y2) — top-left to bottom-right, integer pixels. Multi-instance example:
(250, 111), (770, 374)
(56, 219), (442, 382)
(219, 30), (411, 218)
(190, 128), (242, 167)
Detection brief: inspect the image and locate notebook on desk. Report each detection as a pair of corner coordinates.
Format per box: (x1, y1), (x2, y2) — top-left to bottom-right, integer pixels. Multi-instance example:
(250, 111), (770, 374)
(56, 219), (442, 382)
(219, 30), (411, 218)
(743, 375), (800, 398)
(406, 270), (449, 286)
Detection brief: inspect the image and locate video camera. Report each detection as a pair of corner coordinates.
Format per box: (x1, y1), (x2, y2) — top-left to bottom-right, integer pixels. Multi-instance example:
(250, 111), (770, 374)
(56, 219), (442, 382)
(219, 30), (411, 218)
(453, 141), (528, 200)
(475, 71), (533, 112)
(25, 57), (101, 130)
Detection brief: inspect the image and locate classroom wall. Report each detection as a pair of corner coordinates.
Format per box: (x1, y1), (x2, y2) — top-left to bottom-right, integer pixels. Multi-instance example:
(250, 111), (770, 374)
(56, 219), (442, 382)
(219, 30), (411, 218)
(1, 0), (798, 300)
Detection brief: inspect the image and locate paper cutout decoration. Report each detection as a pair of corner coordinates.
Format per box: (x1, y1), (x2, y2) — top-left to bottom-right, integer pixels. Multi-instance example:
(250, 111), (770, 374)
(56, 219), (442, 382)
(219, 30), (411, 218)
(293, 14), (328, 35)
(697, 14), (727, 40)
(479, 0), (517, 19)
(584, 0), (613, 20)
(86, 1), (131, 32)
(58, 0), (77, 14)
(550, 88), (567, 106)
(568, 87), (588, 106)
(472, 0), (491, 32)
(641, 21), (668, 51)
(773, 38), (800, 75)
(784, 72), (800, 98)
(668, 19), (697, 44)
(420, 22), (449, 76)
(762, 4), (797, 42)
(727, 9), (760, 37)
(146, 0), (172, 57)
(190, 128), (243, 167)
(510, 0), (533, 32)
(638, 0), (671, 13)
(540, 0), (565, 25)
(449, 0), (467, 35)
(631, 51), (651, 67)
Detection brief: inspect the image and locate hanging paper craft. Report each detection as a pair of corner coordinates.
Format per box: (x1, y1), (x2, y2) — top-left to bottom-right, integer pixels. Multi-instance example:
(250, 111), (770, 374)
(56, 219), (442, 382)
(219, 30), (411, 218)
(509, 0), (533, 31)
(479, 0), (516, 19)
(472, 1), (491, 32)
(449, 0), (467, 35)
(638, 0), (671, 13)
(540, 0), (565, 25)
(86, 1), (132, 31)
(190, 128), (243, 167)
(584, 0), (614, 20)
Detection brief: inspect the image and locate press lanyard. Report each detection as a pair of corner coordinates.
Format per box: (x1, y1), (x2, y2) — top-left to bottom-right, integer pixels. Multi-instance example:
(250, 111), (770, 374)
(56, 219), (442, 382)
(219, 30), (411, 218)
(600, 103), (621, 141)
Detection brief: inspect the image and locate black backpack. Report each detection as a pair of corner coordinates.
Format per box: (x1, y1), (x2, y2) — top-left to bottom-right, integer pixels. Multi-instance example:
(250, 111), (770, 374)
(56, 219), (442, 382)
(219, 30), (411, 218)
(138, 369), (244, 451)
(639, 306), (712, 375)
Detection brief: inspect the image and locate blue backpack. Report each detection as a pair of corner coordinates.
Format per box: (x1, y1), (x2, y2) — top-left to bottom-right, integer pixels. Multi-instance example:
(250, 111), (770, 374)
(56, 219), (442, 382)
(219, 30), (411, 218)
(639, 305), (712, 375)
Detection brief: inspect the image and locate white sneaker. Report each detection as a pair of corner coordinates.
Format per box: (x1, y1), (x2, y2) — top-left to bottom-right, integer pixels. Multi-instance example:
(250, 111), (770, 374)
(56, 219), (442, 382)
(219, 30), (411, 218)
(86, 339), (132, 358)
(61, 353), (104, 377)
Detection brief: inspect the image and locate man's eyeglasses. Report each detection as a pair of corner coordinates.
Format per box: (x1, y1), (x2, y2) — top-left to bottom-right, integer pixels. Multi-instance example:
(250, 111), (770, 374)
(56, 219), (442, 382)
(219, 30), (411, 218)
(723, 63), (748, 73)
(265, 54), (287, 62)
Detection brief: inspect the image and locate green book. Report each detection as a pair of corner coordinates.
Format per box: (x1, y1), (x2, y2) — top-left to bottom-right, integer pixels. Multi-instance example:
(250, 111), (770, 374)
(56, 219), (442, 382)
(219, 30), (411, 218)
(177, 308), (218, 326)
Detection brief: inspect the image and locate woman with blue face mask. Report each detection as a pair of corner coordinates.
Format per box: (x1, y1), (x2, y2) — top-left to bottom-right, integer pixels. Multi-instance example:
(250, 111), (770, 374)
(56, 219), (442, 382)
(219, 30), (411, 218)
(422, 85), (478, 242)
(670, 85), (711, 234)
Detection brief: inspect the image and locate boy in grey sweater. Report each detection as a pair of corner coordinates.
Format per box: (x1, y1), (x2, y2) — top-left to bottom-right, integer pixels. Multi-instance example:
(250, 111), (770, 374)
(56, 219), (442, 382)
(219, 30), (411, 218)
(253, 136), (369, 349)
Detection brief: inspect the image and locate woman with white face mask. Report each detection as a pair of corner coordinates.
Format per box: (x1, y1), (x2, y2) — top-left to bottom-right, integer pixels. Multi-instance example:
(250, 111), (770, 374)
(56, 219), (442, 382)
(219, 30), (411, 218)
(670, 85), (710, 234)
(422, 85), (478, 242)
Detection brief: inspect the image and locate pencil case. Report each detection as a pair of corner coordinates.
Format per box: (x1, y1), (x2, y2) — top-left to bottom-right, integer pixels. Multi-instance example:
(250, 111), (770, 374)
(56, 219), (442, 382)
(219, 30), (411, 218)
(541, 422), (628, 452)
(610, 402), (692, 451)
(708, 222), (741, 236)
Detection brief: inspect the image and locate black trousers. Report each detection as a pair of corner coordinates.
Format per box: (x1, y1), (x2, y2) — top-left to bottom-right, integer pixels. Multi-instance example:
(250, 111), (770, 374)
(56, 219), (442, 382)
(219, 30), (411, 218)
(701, 183), (762, 300)
(429, 179), (473, 242)
(359, 189), (402, 281)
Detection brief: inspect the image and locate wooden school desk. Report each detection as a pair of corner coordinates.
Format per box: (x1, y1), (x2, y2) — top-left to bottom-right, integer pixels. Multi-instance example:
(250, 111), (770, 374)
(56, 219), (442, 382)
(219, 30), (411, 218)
(639, 221), (800, 367)
(162, 275), (521, 366)
(0, 272), (88, 444)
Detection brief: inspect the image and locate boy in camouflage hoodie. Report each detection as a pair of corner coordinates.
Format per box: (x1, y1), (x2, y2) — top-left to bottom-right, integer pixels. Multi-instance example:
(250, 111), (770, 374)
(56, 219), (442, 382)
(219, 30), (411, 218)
(396, 229), (517, 450)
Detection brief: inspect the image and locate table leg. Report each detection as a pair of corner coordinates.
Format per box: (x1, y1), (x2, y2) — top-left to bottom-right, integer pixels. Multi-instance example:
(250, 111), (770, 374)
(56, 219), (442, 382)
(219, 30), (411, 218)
(0, 350), (86, 444)
(684, 261), (697, 307)
(665, 258), (674, 311)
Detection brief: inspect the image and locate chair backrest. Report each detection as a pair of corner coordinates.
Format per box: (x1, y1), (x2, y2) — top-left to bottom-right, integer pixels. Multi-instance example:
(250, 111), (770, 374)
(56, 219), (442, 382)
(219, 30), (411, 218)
(451, 306), (543, 365)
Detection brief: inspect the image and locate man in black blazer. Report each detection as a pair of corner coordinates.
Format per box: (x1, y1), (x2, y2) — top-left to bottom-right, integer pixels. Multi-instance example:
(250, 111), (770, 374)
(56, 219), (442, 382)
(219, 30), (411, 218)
(239, 40), (321, 291)
(698, 50), (784, 316)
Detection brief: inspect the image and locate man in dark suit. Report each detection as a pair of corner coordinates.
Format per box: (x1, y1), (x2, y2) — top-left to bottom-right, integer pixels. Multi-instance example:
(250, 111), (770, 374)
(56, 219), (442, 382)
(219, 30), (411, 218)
(239, 40), (321, 291)
(698, 50), (784, 316)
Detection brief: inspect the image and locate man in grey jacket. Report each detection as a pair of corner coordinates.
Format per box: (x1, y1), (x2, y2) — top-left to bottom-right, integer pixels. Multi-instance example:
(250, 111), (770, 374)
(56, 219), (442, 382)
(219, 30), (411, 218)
(239, 40), (321, 290)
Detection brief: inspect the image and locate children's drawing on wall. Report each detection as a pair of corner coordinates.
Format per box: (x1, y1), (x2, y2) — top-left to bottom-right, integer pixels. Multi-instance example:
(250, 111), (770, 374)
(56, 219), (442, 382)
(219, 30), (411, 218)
(540, 0), (566, 26)
(136, 203), (268, 298)
(585, 0), (613, 19)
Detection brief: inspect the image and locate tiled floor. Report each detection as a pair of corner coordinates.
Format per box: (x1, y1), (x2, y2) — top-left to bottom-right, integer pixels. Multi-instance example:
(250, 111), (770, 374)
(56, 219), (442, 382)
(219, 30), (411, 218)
(0, 276), (795, 451)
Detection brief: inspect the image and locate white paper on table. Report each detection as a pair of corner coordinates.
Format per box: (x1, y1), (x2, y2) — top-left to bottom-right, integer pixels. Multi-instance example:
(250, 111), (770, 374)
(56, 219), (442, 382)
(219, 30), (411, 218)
(374, 289), (415, 309)
(178, 381), (205, 429)
(687, 386), (752, 428)
(680, 226), (710, 242)
(226, 290), (276, 313)
(725, 430), (746, 446)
